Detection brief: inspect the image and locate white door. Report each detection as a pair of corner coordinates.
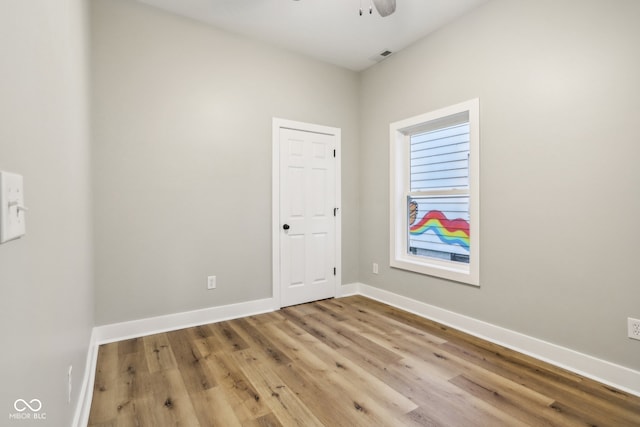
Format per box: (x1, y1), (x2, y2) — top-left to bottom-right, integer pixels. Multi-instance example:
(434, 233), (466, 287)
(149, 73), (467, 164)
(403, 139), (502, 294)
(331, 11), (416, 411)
(276, 125), (338, 307)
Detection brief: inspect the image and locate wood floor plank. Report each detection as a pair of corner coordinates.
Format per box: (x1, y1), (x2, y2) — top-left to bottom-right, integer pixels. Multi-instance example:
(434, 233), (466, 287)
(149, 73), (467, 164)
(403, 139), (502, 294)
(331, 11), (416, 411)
(381, 352), (524, 427)
(309, 299), (349, 321)
(117, 337), (144, 357)
(323, 297), (448, 346)
(88, 344), (119, 425)
(231, 317), (293, 366)
(207, 320), (250, 353)
(440, 339), (640, 425)
(279, 307), (353, 350)
(88, 296), (640, 427)
(204, 350), (271, 423)
(138, 368), (201, 426)
(188, 387), (243, 427)
(143, 333), (177, 373)
(165, 328), (217, 394)
(262, 320), (418, 420)
(268, 314), (521, 427)
(113, 350), (150, 421)
(282, 306), (403, 364)
(449, 374), (580, 427)
(272, 352), (394, 427)
(245, 310), (288, 325)
(231, 346), (325, 427)
(253, 318), (403, 426)
(399, 406), (444, 427)
(246, 413), (283, 427)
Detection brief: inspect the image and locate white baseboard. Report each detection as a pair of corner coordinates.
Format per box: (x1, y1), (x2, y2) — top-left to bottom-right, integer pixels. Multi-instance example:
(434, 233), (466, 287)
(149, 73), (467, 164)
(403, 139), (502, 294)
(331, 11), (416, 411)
(350, 282), (640, 397)
(73, 282), (639, 426)
(72, 329), (98, 427)
(93, 297), (275, 345)
(338, 282), (359, 297)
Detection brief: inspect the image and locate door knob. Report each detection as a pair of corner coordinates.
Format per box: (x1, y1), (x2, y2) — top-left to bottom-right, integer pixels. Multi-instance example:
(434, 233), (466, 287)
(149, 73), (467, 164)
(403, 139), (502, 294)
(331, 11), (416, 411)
(283, 224), (290, 230)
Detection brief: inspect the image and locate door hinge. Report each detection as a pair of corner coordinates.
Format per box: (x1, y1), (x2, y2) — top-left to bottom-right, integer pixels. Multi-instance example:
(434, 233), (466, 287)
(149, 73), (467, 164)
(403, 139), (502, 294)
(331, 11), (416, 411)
(333, 207), (339, 216)
(333, 267), (336, 276)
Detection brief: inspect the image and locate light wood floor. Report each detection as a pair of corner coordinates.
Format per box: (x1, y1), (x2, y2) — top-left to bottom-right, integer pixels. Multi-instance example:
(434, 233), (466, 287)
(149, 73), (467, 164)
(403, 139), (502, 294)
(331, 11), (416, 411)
(88, 296), (640, 426)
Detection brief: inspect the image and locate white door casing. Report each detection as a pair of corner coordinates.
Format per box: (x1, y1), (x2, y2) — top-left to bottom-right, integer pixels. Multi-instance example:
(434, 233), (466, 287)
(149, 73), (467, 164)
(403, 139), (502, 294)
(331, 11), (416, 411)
(272, 118), (341, 308)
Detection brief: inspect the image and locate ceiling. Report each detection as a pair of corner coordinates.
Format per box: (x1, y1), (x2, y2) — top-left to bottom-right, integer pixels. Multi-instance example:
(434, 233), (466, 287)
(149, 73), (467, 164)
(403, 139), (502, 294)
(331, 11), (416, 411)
(136, 0), (489, 71)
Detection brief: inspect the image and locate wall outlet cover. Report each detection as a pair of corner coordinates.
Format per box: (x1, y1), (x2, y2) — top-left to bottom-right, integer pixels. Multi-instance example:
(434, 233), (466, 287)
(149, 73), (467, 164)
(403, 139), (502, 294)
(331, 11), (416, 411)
(207, 276), (216, 290)
(628, 317), (640, 341)
(0, 171), (27, 243)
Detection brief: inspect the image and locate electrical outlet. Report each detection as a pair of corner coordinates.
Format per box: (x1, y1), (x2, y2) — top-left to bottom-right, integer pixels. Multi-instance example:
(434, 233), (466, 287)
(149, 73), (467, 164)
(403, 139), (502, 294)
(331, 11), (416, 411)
(628, 317), (640, 341)
(68, 365), (73, 403)
(372, 263), (379, 274)
(207, 276), (216, 290)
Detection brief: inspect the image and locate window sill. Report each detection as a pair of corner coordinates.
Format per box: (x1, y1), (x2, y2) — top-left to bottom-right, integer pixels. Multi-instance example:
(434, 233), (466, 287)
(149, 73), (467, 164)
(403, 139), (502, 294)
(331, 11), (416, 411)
(390, 256), (479, 287)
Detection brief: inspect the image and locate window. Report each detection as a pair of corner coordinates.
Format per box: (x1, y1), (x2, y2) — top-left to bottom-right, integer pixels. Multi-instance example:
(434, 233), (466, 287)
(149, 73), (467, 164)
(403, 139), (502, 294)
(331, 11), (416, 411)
(390, 99), (479, 286)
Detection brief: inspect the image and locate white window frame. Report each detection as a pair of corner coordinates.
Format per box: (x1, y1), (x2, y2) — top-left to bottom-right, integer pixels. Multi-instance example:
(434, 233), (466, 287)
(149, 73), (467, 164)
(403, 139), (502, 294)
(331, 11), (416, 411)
(390, 98), (480, 286)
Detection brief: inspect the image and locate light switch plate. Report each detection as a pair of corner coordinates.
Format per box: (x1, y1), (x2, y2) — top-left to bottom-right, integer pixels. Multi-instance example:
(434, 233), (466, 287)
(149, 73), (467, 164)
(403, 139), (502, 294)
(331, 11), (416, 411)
(0, 171), (27, 244)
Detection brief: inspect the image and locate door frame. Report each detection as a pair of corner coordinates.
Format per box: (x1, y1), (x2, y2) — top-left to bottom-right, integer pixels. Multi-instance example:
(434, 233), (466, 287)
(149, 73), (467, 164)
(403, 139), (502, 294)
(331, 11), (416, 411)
(272, 117), (341, 309)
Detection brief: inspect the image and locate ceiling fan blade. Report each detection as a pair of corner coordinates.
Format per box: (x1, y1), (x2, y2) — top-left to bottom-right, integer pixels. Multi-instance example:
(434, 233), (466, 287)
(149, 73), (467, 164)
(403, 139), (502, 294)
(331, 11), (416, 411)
(372, 0), (396, 17)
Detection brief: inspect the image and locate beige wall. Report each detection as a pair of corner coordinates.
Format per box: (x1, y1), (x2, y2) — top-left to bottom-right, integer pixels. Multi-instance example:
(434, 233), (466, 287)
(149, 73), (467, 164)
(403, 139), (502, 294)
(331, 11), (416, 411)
(359, 0), (640, 370)
(91, 0), (360, 325)
(0, 0), (93, 425)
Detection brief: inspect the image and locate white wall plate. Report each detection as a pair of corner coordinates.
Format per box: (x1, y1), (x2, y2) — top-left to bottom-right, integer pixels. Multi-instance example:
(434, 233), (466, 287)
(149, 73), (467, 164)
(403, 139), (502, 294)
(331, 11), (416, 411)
(0, 171), (27, 243)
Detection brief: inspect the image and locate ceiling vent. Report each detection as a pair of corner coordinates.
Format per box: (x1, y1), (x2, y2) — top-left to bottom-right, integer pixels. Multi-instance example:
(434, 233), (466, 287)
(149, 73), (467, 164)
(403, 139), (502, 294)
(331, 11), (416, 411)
(368, 50), (393, 64)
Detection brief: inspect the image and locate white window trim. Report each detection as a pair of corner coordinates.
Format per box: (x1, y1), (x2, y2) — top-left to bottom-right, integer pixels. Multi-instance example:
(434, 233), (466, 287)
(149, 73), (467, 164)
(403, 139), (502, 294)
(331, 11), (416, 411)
(389, 99), (480, 286)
